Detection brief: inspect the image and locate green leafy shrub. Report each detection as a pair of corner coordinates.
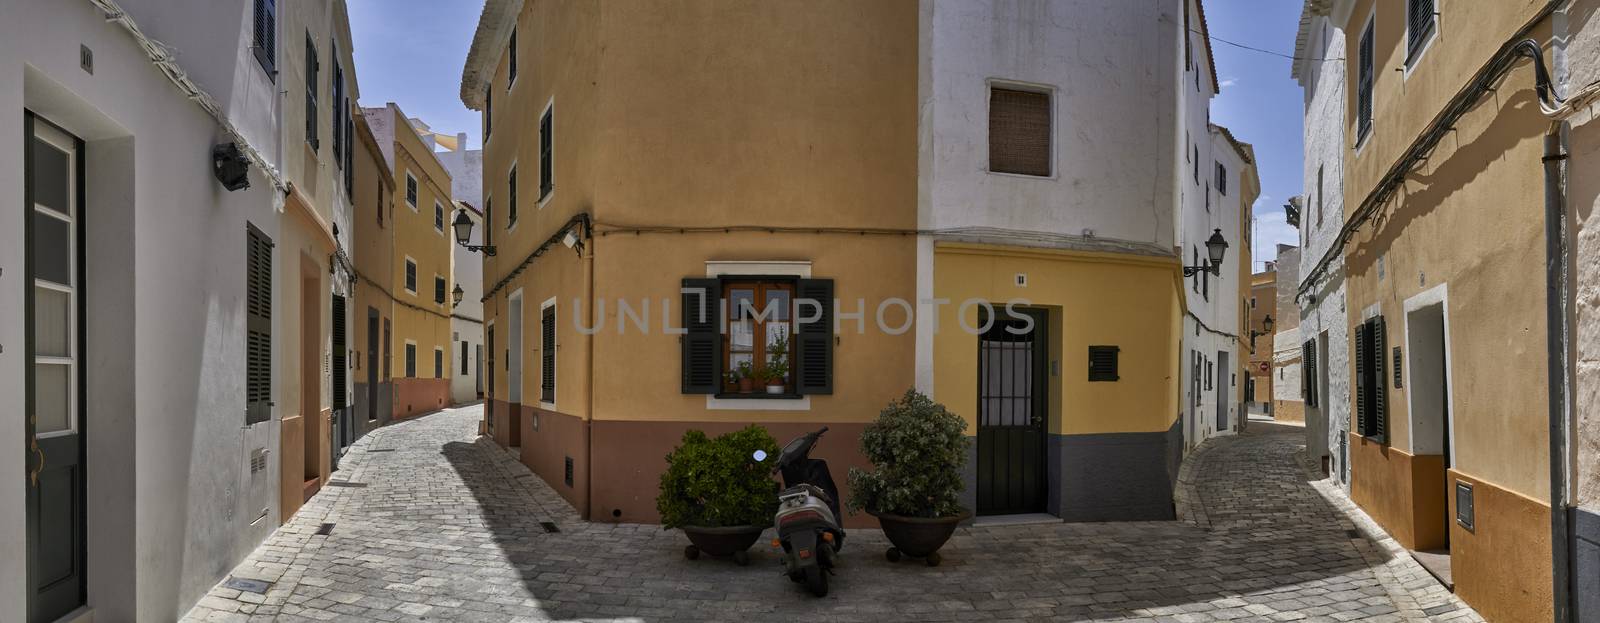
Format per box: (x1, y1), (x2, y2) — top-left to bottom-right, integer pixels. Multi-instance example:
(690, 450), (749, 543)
(657, 425), (780, 528)
(847, 389), (969, 518)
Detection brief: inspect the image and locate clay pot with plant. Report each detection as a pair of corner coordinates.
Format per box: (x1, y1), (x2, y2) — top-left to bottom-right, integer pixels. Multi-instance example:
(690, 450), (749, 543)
(847, 389), (971, 566)
(736, 361), (756, 394)
(764, 336), (790, 394)
(657, 425), (780, 565)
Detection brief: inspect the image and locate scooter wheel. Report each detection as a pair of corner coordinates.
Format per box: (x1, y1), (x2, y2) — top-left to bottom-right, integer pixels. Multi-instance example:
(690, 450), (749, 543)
(885, 547), (901, 563)
(684, 545), (700, 560)
(804, 565), (829, 597)
(733, 550), (750, 566)
(924, 552), (942, 567)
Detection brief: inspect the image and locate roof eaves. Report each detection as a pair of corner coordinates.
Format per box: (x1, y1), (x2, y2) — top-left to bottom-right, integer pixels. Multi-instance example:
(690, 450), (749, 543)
(1195, 0), (1221, 94)
(459, 0), (523, 110)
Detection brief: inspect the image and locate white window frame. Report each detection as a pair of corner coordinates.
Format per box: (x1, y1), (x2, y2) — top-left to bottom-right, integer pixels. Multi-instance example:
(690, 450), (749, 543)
(983, 78), (1059, 181)
(33, 122), (80, 439)
(404, 339), (418, 378)
(539, 296), (557, 409)
(434, 200), (445, 234)
(1402, 0), (1439, 78)
(1353, 8), (1377, 155)
(537, 97), (556, 209)
(434, 273), (446, 308)
(405, 170), (419, 212)
(506, 159), (519, 233)
(434, 345), (445, 379)
(704, 261), (813, 411)
(403, 255), (418, 295)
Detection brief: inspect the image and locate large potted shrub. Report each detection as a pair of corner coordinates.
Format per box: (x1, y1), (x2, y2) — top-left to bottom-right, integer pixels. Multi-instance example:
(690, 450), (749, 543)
(657, 425), (779, 565)
(847, 389), (970, 566)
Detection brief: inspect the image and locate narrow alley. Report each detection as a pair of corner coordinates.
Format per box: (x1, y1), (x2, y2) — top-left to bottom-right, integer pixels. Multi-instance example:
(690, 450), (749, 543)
(184, 406), (1479, 623)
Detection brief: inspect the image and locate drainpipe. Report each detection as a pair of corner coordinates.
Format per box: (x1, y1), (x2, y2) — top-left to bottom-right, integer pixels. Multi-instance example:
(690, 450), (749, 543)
(1544, 122), (1572, 623)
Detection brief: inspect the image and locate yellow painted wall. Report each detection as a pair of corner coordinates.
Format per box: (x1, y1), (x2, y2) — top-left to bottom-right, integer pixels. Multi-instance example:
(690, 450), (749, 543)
(933, 244), (1181, 436)
(352, 114), (394, 385)
(477, 0), (919, 425)
(379, 106), (455, 390)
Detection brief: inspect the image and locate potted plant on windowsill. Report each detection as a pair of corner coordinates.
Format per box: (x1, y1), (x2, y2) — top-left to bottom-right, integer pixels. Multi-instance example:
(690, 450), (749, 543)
(657, 425), (779, 566)
(736, 361), (756, 394)
(847, 389), (971, 566)
(764, 335), (790, 395)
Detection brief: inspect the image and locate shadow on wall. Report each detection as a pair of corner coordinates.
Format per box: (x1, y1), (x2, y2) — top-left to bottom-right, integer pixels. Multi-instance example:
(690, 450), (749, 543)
(438, 422), (1385, 620)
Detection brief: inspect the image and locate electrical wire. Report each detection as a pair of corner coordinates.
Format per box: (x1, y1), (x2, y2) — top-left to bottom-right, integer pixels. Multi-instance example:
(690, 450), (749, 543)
(87, 0), (288, 211)
(1189, 28), (1343, 63)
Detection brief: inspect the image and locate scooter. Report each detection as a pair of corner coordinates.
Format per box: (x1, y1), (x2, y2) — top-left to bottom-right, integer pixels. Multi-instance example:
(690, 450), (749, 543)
(756, 427), (844, 597)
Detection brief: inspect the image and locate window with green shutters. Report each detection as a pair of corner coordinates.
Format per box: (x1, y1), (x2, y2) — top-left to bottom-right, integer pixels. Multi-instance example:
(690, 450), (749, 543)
(252, 0), (276, 76)
(1354, 316), (1388, 443)
(541, 305), (556, 403)
(1357, 18), (1375, 144)
(246, 224), (273, 425)
(679, 277), (834, 396)
(1406, 0), (1436, 65)
(405, 343), (416, 378)
(539, 106), (554, 200)
(305, 33), (318, 151)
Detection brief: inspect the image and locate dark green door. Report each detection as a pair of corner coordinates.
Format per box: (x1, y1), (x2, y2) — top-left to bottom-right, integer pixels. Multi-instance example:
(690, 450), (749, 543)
(976, 308), (1048, 516)
(25, 113), (87, 623)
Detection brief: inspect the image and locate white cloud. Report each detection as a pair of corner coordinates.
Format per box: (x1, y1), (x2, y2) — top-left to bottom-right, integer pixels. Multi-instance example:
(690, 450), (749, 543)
(1220, 77), (1238, 88)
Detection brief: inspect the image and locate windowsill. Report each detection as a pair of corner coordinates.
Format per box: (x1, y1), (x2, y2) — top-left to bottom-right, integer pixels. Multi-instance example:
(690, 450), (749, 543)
(1403, 26), (1438, 80)
(507, 220), (518, 234)
(707, 394), (811, 411)
(985, 169), (1056, 181)
(407, 202), (418, 213)
(537, 189), (555, 209)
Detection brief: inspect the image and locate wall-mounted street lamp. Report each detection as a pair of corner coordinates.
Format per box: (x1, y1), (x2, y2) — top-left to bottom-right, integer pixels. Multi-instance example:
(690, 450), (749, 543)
(1251, 314), (1276, 340)
(452, 208), (496, 256)
(1183, 229), (1230, 277)
(452, 284), (465, 306)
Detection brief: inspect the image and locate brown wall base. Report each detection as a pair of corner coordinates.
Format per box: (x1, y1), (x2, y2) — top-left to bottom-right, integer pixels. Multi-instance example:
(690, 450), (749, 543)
(279, 415), (304, 523)
(1348, 433), (1447, 550)
(1448, 470), (1552, 623)
(488, 399), (522, 448)
(520, 406), (587, 515)
(393, 378), (449, 420)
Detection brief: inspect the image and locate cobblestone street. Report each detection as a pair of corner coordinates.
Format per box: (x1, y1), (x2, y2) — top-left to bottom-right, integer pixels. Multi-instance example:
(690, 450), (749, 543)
(183, 406), (1483, 622)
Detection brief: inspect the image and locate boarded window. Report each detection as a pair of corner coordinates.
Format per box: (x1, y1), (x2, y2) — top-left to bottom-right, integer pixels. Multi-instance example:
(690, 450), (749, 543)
(252, 0), (276, 75)
(1088, 346), (1119, 382)
(988, 88), (1050, 176)
(246, 224), (273, 424)
(541, 305), (556, 403)
(1357, 19), (1375, 143)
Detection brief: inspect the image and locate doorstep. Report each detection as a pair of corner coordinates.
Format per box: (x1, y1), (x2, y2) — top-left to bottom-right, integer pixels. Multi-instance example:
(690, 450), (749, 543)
(972, 513), (1061, 527)
(1409, 548), (1454, 591)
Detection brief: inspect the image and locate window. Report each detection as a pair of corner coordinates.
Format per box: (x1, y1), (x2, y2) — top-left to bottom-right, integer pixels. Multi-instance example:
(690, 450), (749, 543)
(1206, 359), (1213, 390)
(541, 303), (556, 403)
(434, 275), (446, 305)
(404, 258), (417, 293)
(507, 27), (517, 85)
(1406, 0), (1437, 65)
(680, 277), (835, 396)
(484, 195), (493, 246)
(988, 87), (1050, 176)
(1088, 346), (1119, 382)
(1250, 297), (1256, 309)
(484, 86), (492, 141)
(434, 201), (445, 232)
(1192, 248), (1200, 293)
(508, 165), (518, 227)
(252, 0), (276, 76)
(539, 104), (554, 201)
(331, 44), (344, 168)
(246, 224), (273, 424)
(1215, 163), (1228, 196)
(723, 281), (793, 392)
(461, 340), (469, 375)
(376, 180), (385, 227)
(383, 319), (391, 380)
(1357, 17), (1375, 145)
(405, 172), (417, 209)
(434, 347), (443, 379)
(405, 342), (417, 378)
(304, 34), (319, 151)
(1303, 340), (1319, 407)
(1354, 316), (1388, 443)
(1316, 165), (1325, 225)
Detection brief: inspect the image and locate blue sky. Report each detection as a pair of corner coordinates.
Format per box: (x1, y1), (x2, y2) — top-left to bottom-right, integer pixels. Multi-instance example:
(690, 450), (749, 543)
(348, 0), (1304, 269)
(1205, 0), (1307, 270)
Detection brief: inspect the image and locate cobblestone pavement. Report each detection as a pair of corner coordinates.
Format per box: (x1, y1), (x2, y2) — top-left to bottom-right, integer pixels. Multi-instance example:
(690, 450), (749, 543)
(183, 406), (1483, 622)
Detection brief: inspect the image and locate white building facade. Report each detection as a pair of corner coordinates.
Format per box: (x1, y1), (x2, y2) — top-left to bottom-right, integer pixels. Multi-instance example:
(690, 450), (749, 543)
(1291, 0), (1352, 488)
(0, 0), (286, 620)
(425, 126), (485, 405)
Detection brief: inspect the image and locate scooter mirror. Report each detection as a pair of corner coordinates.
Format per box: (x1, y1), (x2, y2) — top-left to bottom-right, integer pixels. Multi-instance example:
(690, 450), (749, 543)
(752, 450), (768, 462)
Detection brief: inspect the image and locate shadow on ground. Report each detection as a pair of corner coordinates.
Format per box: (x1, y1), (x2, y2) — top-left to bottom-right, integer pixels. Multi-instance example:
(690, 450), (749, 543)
(441, 419), (1393, 621)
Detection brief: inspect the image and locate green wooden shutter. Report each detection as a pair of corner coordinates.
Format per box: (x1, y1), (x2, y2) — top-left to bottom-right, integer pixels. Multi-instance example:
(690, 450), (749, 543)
(795, 279), (835, 395)
(541, 305), (556, 403)
(680, 278), (720, 394)
(1354, 322), (1367, 436)
(246, 224), (273, 425)
(1374, 316), (1388, 444)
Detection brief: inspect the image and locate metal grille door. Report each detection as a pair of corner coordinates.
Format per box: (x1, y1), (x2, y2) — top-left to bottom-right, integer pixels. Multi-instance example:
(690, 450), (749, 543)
(977, 309), (1047, 516)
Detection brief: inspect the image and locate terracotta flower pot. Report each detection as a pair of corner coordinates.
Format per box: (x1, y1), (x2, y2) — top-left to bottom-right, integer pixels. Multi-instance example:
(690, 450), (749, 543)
(869, 509), (970, 566)
(738, 378), (755, 393)
(681, 525), (764, 565)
